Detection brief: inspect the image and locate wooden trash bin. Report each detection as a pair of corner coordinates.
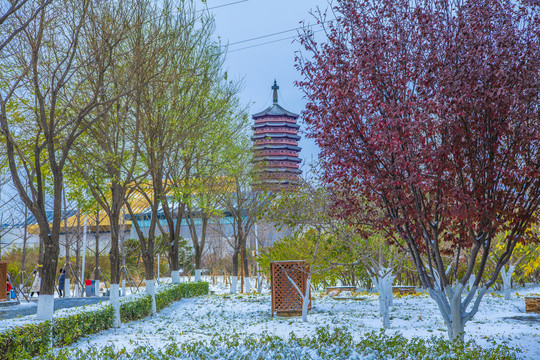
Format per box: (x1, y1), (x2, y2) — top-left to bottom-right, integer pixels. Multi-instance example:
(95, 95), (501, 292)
(270, 261), (311, 317)
(525, 297), (540, 313)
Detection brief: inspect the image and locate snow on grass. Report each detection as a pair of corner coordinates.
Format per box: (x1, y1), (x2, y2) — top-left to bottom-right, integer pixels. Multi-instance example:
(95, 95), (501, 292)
(50, 283), (540, 359)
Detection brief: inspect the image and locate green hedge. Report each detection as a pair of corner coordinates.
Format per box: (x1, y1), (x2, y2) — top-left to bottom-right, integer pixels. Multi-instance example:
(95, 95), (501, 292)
(0, 321), (51, 359)
(36, 326), (520, 360)
(156, 282), (208, 311)
(120, 295), (152, 322)
(53, 305), (114, 347)
(0, 282), (208, 359)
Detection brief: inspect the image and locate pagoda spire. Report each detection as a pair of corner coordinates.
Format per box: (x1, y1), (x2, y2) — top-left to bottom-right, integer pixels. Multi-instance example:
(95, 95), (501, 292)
(272, 80), (279, 104)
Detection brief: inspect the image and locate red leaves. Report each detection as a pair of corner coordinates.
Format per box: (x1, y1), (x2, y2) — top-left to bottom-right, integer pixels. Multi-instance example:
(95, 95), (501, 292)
(297, 0), (540, 252)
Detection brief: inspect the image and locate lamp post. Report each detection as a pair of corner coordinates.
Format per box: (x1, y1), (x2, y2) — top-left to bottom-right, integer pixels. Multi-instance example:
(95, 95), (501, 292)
(80, 212), (88, 296)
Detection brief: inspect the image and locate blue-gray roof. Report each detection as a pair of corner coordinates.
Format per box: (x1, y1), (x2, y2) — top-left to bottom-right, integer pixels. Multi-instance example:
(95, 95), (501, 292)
(252, 104), (299, 119)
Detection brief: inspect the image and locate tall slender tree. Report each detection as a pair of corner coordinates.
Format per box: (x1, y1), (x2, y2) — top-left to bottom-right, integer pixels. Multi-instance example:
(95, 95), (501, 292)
(67, 0), (156, 326)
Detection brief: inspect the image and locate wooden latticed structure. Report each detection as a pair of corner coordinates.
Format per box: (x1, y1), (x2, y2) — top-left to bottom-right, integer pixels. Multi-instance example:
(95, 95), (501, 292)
(270, 260), (311, 316)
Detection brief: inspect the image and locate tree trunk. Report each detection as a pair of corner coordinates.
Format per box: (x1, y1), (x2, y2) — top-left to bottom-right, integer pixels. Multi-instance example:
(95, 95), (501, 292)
(501, 265), (515, 300)
(194, 243), (202, 281)
(143, 250), (156, 314)
(65, 240), (70, 298)
(108, 183), (123, 326)
(242, 244), (250, 292)
(371, 268), (394, 329)
(162, 196), (182, 283)
(301, 278), (311, 322)
(109, 183), (123, 285)
(37, 230), (59, 320)
(428, 283), (487, 341)
(230, 249), (239, 294)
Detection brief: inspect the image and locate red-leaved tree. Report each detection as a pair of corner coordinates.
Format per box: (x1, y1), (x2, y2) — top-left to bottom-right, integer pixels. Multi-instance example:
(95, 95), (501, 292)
(297, 0), (540, 340)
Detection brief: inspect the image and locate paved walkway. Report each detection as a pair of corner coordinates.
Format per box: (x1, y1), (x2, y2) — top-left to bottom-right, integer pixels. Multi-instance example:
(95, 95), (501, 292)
(0, 297), (109, 320)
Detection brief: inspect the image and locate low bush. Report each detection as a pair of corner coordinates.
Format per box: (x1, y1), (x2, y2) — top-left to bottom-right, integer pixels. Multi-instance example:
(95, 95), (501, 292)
(120, 295), (152, 322)
(156, 282), (208, 311)
(0, 282), (208, 359)
(0, 321), (51, 358)
(36, 326), (520, 360)
(53, 305), (114, 347)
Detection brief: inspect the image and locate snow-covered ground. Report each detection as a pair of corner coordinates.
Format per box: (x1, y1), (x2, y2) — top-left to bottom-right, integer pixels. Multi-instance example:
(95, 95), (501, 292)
(40, 280), (540, 359)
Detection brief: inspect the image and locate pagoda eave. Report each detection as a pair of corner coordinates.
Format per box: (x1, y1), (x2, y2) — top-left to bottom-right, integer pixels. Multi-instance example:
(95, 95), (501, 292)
(251, 134), (301, 141)
(253, 144), (302, 152)
(253, 156), (302, 163)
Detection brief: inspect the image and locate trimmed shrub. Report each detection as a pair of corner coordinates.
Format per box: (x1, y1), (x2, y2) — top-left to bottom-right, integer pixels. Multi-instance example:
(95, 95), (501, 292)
(0, 321), (51, 359)
(0, 282), (208, 358)
(156, 282), (208, 311)
(53, 305), (114, 346)
(120, 295), (152, 322)
(36, 326), (520, 360)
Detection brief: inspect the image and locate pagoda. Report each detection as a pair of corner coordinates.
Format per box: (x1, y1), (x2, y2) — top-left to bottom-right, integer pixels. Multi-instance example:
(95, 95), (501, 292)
(251, 80), (302, 188)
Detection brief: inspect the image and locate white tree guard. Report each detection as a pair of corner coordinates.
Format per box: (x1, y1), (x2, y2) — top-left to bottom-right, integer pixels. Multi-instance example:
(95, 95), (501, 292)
(36, 294), (54, 321)
(171, 270), (180, 284)
(428, 282), (487, 340)
(146, 279), (157, 315)
(65, 279), (71, 298)
(501, 265), (515, 300)
(110, 283), (121, 327)
(301, 278), (311, 322)
(230, 276), (238, 294)
(371, 268), (394, 329)
(467, 274), (476, 291)
(195, 269), (202, 282)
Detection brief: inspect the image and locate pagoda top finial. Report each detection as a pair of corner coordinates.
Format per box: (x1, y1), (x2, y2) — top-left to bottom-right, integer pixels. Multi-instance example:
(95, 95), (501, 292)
(272, 80), (279, 104)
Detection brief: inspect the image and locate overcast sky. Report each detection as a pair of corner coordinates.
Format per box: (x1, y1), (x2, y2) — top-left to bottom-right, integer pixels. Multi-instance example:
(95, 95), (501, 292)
(204, 0), (334, 165)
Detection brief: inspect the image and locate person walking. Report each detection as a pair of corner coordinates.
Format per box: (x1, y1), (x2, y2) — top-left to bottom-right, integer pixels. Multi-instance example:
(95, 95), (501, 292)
(29, 270), (40, 298)
(57, 268), (65, 298)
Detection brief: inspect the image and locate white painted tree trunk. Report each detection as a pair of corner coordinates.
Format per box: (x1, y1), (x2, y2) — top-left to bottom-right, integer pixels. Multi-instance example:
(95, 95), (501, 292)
(94, 280), (100, 296)
(301, 278), (311, 322)
(36, 294), (54, 321)
(467, 274), (475, 291)
(171, 270), (180, 284)
(110, 283), (121, 328)
(371, 268), (394, 329)
(195, 269), (202, 282)
(428, 283), (487, 341)
(122, 279), (126, 296)
(244, 277), (251, 293)
(65, 279), (71, 298)
(500, 265), (515, 300)
(146, 279), (157, 315)
(230, 276), (237, 294)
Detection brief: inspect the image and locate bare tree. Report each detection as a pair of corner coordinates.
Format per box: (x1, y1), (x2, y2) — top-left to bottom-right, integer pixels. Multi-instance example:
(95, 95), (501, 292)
(0, 0), (51, 52)
(218, 138), (265, 294)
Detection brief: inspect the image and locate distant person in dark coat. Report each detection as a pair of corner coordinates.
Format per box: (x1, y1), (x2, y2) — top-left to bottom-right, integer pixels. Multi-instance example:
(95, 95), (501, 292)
(57, 269), (65, 298)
